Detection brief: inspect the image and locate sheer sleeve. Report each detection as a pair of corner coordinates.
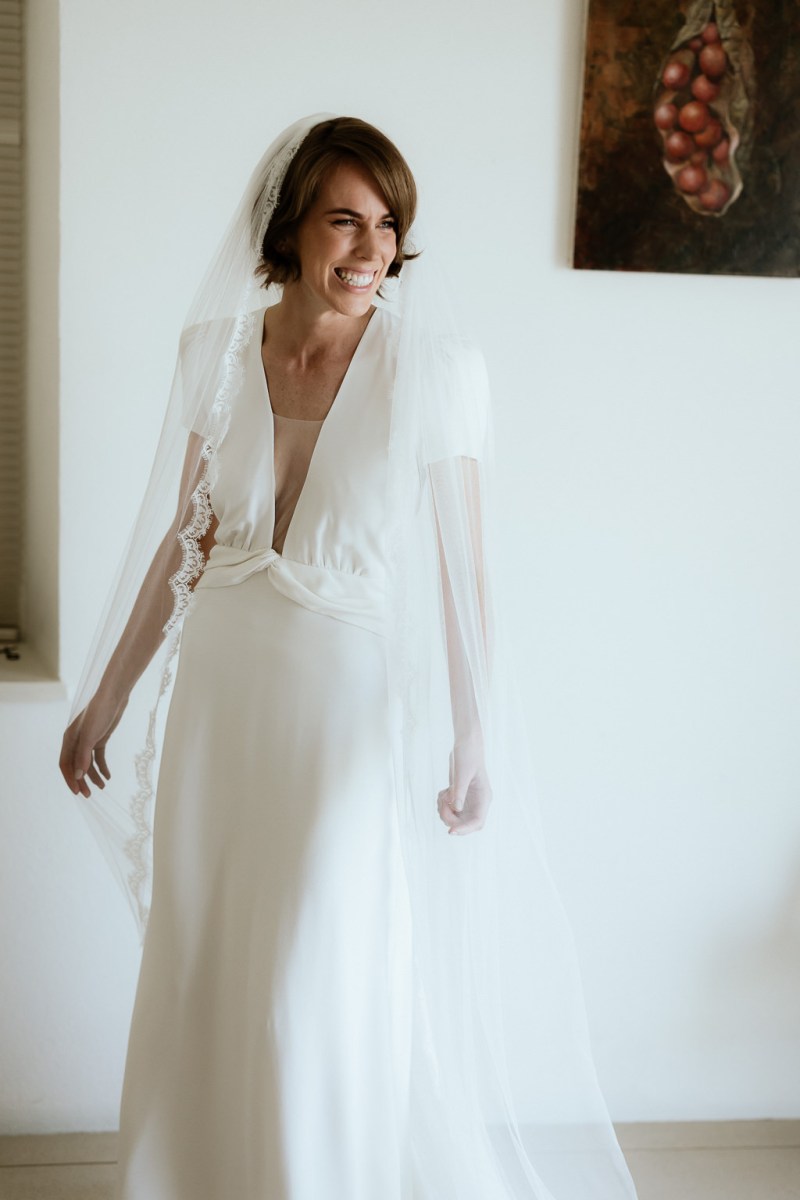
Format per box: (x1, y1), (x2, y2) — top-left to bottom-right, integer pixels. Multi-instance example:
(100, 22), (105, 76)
(60, 430), (214, 796)
(431, 455), (489, 736)
(422, 341), (491, 465)
(422, 341), (495, 835)
(428, 452), (494, 834)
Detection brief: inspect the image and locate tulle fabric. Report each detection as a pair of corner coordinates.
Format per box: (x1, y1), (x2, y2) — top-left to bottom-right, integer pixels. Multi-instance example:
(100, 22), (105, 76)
(69, 115), (639, 1197)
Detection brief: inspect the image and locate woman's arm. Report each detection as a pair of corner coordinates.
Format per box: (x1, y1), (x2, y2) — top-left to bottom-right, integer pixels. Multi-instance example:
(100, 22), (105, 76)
(59, 433), (218, 798)
(429, 454), (492, 836)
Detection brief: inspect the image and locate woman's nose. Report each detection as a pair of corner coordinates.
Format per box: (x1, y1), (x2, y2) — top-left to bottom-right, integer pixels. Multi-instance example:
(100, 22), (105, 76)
(356, 226), (380, 261)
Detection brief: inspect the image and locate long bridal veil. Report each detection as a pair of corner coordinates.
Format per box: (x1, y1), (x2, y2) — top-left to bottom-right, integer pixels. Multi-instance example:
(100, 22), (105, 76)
(67, 114), (639, 1199)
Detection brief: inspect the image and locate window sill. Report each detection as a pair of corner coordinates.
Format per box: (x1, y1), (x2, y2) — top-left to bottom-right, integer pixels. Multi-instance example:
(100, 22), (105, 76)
(0, 643), (66, 701)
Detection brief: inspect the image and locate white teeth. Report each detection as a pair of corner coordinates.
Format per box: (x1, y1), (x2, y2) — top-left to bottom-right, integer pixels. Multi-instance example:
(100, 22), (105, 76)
(336, 269), (374, 287)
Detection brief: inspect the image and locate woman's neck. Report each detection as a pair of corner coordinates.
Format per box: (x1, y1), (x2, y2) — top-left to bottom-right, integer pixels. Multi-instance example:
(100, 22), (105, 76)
(264, 284), (374, 367)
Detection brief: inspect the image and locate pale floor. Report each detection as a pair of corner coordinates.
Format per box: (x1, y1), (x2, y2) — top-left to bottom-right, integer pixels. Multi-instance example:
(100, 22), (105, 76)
(0, 1124), (798, 1199)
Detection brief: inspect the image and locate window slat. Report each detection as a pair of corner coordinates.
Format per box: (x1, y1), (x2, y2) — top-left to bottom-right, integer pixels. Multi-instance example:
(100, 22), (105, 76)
(0, 0), (22, 628)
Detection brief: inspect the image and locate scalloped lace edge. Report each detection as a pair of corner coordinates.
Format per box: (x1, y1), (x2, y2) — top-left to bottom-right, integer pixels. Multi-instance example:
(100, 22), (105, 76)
(124, 309), (256, 935)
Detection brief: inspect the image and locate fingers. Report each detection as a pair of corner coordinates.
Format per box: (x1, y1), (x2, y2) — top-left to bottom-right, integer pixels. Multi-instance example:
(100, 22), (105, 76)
(74, 763), (92, 798)
(94, 744), (111, 781)
(86, 760), (106, 790)
(437, 787), (460, 830)
(59, 705), (116, 796)
(437, 765), (493, 837)
(59, 729), (100, 798)
(447, 812), (486, 835)
(73, 772), (91, 799)
(59, 727), (82, 795)
(437, 786), (486, 836)
(446, 783), (465, 815)
(86, 741), (111, 789)
(59, 762), (80, 795)
(75, 735), (99, 795)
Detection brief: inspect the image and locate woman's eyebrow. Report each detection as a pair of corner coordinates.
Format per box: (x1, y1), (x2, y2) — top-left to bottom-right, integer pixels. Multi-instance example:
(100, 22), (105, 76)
(324, 207), (394, 220)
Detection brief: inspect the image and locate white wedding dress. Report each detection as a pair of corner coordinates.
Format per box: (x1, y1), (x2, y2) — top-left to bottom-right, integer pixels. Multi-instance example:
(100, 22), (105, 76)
(116, 306), (417, 1199)
(112, 300), (640, 1200)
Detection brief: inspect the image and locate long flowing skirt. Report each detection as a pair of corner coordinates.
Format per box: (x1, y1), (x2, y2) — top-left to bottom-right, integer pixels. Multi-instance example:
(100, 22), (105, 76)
(116, 573), (414, 1199)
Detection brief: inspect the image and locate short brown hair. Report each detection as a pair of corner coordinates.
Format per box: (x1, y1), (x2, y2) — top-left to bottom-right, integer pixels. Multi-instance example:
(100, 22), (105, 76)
(253, 117), (418, 289)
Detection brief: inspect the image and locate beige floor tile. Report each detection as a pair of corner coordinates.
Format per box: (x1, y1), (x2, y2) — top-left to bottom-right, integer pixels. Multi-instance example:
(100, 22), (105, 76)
(0, 1133), (797, 1199)
(0, 1133), (117, 1168)
(0, 1162), (115, 1200)
(626, 1147), (800, 1200)
(618, 1120), (800, 1151)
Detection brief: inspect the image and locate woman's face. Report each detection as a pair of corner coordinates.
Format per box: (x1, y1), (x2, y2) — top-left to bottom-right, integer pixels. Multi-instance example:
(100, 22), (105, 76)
(290, 158), (397, 318)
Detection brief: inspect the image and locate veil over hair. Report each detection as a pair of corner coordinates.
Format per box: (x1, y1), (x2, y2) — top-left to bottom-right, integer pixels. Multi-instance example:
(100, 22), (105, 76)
(67, 114), (639, 1199)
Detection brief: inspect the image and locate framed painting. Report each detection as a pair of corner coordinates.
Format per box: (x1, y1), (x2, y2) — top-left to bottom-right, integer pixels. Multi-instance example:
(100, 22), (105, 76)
(573, 1), (800, 275)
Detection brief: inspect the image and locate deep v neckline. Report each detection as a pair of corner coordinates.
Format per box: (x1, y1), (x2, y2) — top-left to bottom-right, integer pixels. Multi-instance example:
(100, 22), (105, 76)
(255, 306), (379, 555)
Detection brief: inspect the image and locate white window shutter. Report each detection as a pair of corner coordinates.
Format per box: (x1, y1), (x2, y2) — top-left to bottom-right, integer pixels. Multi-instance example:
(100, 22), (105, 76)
(0, 0), (22, 637)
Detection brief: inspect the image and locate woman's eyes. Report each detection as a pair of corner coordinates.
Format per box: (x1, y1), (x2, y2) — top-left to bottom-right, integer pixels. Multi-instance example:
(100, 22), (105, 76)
(332, 218), (396, 230)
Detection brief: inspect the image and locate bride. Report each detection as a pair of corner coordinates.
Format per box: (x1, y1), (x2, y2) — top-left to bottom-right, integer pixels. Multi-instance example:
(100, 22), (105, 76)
(60, 115), (638, 1200)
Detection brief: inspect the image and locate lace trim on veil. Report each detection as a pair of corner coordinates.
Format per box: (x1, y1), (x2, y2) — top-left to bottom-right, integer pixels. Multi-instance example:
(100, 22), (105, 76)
(128, 637), (177, 930)
(124, 309), (256, 933)
(165, 309), (256, 633)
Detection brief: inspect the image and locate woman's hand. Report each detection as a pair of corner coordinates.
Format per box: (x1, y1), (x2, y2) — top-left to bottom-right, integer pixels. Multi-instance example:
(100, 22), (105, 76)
(59, 689), (129, 798)
(437, 735), (492, 836)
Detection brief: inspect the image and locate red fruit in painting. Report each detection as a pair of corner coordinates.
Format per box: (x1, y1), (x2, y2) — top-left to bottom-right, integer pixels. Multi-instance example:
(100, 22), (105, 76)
(663, 59), (691, 89)
(679, 101), (710, 132)
(676, 164), (708, 193)
(692, 74), (720, 103)
(654, 102), (678, 130)
(689, 36), (703, 51)
(701, 22), (720, 43)
(665, 131), (694, 161)
(699, 44), (727, 78)
(690, 150), (709, 166)
(698, 179), (731, 211)
(695, 118), (723, 148)
(712, 138), (731, 164)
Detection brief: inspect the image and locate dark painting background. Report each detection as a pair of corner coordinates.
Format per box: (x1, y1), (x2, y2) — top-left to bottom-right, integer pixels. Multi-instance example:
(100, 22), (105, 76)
(573, 0), (800, 276)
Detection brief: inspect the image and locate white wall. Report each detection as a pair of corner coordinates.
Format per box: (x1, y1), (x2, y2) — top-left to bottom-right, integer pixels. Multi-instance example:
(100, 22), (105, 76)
(1, 0), (798, 1133)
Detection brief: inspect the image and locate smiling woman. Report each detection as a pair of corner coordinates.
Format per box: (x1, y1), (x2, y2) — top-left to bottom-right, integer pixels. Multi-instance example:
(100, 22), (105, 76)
(269, 162), (397, 313)
(59, 115), (639, 1199)
(260, 160), (399, 420)
(255, 116), (418, 292)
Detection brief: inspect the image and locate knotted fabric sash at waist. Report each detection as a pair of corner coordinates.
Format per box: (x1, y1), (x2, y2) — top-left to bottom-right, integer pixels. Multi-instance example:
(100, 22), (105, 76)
(195, 543), (387, 637)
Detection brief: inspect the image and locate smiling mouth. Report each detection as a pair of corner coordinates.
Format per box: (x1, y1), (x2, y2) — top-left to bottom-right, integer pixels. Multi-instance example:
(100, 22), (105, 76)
(334, 268), (376, 288)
